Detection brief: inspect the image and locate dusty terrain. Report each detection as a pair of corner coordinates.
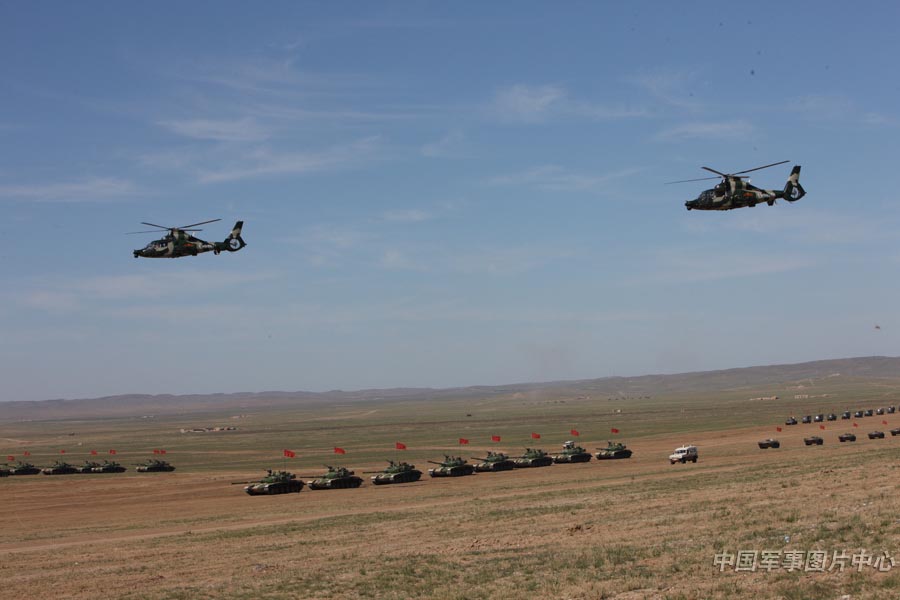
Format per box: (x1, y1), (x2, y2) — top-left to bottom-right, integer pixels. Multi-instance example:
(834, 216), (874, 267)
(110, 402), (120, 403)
(2, 374), (899, 599)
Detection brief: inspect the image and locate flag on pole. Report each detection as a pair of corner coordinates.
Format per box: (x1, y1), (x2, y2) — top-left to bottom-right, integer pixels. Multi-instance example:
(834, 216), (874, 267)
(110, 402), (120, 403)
(530, 432), (541, 439)
(23, 451), (30, 456)
(152, 449), (159, 455)
(819, 425), (825, 430)
(611, 428), (620, 434)
(570, 429), (580, 436)
(883, 420), (888, 425)
(283, 449), (296, 458)
(108, 449), (116, 455)
(6, 456), (13, 462)
(853, 422), (858, 428)
(90, 450), (98, 455)
(334, 447), (346, 455)
(491, 435), (501, 442)
(60, 449), (66, 454)
(160, 449), (167, 455)
(458, 438), (469, 445)
(776, 426), (782, 432)
(395, 442), (407, 450)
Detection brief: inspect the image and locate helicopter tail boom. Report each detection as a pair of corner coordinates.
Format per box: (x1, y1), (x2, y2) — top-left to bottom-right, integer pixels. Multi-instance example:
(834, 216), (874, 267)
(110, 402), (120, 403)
(780, 165), (805, 202)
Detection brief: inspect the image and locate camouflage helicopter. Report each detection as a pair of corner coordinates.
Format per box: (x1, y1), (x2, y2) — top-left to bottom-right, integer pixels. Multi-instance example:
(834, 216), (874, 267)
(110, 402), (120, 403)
(130, 219), (246, 258)
(669, 160), (805, 211)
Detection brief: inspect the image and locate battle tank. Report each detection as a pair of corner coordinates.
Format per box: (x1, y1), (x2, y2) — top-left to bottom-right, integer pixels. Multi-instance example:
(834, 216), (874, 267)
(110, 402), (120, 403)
(42, 460), (78, 475)
(595, 441), (633, 460)
(428, 455), (475, 477)
(512, 448), (553, 468)
(135, 459), (176, 472)
(242, 470), (304, 495)
(76, 461), (103, 473)
(305, 466), (363, 490)
(551, 441), (592, 463)
(471, 451), (515, 472)
(92, 460), (126, 473)
(365, 461), (423, 485)
(8, 461), (40, 475)
(0, 466), (8, 477)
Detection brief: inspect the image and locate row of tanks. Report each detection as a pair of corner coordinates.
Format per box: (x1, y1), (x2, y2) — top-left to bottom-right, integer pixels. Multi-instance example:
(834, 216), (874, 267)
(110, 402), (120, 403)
(1, 459), (174, 476)
(240, 441), (633, 494)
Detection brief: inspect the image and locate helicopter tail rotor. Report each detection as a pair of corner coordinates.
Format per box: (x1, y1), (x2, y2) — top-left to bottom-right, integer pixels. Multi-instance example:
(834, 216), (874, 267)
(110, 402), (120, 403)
(780, 166), (805, 202)
(214, 221), (246, 254)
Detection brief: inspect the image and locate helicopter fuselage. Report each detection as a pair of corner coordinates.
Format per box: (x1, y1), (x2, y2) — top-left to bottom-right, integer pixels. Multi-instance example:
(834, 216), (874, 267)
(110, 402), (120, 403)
(685, 180), (779, 211)
(134, 233), (217, 258)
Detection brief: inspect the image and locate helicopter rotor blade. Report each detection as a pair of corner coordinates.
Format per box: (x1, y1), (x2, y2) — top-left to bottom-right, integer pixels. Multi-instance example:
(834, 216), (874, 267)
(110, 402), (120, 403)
(178, 218), (221, 229)
(731, 160), (790, 175)
(140, 222), (172, 230)
(701, 166), (729, 178)
(664, 175), (722, 185)
(126, 230), (166, 235)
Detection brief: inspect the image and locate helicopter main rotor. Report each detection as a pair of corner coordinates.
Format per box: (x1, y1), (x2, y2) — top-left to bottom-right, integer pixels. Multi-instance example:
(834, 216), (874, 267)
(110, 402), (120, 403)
(666, 160), (790, 185)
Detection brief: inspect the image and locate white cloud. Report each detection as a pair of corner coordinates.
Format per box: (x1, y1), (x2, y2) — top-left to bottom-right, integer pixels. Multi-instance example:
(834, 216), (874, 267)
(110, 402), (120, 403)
(634, 250), (813, 285)
(379, 249), (423, 270)
(421, 131), (465, 157)
(488, 165), (640, 192)
(158, 117), (270, 142)
(493, 84), (566, 122)
(0, 177), (136, 202)
(655, 120), (753, 141)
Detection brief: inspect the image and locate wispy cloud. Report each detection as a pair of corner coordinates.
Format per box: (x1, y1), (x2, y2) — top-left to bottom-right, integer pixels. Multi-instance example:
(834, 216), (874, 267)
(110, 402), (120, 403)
(0, 177), (136, 202)
(633, 250), (813, 285)
(421, 131), (465, 157)
(492, 84), (646, 123)
(448, 244), (575, 275)
(382, 209), (432, 223)
(488, 165), (640, 192)
(655, 120), (753, 141)
(379, 249), (424, 270)
(158, 117), (270, 142)
(631, 69), (703, 111)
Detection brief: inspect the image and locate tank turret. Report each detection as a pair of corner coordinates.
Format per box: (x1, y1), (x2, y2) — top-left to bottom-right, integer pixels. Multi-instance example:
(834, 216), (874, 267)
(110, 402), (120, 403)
(551, 441), (592, 463)
(428, 455), (475, 477)
(512, 448), (553, 468)
(242, 470), (304, 495)
(471, 451), (515, 472)
(365, 460), (423, 485)
(306, 465), (363, 490)
(595, 441), (633, 460)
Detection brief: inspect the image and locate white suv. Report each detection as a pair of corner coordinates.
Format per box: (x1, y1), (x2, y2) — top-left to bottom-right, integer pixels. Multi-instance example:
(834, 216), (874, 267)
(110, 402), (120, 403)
(669, 445), (698, 464)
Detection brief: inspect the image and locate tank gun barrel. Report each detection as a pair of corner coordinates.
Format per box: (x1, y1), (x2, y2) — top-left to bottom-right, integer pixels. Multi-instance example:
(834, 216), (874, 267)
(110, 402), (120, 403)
(470, 457), (490, 461)
(426, 460), (445, 465)
(230, 481), (255, 485)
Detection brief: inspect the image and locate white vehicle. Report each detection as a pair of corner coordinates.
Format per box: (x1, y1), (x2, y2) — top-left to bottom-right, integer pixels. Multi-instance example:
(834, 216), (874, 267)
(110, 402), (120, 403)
(669, 445), (698, 464)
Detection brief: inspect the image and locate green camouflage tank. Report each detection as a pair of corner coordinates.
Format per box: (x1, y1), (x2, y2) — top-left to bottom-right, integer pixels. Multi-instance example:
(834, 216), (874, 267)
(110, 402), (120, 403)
(471, 451), (515, 472)
(135, 459), (176, 472)
(595, 441), (633, 460)
(366, 461), (423, 485)
(8, 461), (41, 475)
(92, 460), (127, 473)
(551, 441), (592, 463)
(76, 461), (103, 473)
(513, 448), (553, 468)
(244, 470), (304, 495)
(306, 466), (363, 490)
(42, 460), (78, 475)
(428, 455), (475, 477)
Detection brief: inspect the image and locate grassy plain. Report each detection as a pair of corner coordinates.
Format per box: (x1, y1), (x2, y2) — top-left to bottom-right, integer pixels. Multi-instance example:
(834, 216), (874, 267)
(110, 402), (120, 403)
(1, 373), (899, 599)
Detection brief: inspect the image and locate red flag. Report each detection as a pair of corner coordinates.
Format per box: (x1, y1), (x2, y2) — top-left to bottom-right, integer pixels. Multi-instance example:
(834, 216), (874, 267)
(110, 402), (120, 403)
(6, 455), (13, 462)
(160, 449), (166, 455)
(883, 420), (889, 425)
(458, 438), (469, 445)
(90, 450), (98, 456)
(283, 449), (296, 458)
(570, 429), (580, 436)
(491, 435), (501, 442)
(611, 428), (620, 434)
(108, 449), (116, 455)
(395, 442), (407, 450)
(776, 426), (783, 432)
(60, 449), (66, 454)
(152, 449), (159, 454)
(819, 425), (825, 430)
(531, 432), (541, 439)
(23, 451), (31, 456)
(853, 422), (858, 428)
(333, 447), (346, 455)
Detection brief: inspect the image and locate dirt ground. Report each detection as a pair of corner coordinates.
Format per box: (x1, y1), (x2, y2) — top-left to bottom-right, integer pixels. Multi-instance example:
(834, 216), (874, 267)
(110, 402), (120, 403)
(2, 421), (898, 600)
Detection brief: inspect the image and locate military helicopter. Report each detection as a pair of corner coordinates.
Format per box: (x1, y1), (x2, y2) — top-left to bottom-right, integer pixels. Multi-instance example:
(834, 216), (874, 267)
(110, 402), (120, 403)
(669, 160), (805, 211)
(130, 219), (246, 258)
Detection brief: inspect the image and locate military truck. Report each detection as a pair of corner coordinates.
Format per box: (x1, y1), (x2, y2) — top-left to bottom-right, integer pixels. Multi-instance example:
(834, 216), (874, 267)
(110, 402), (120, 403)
(669, 445), (698, 464)
(92, 461), (126, 473)
(551, 441), (592, 463)
(42, 460), (78, 475)
(595, 441), (633, 460)
(471, 451), (515, 472)
(365, 461), (423, 485)
(7, 461), (40, 475)
(242, 470), (304, 495)
(757, 439), (780, 449)
(135, 459), (175, 472)
(305, 466), (363, 489)
(838, 433), (856, 443)
(513, 448), (553, 468)
(428, 456), (475, 477)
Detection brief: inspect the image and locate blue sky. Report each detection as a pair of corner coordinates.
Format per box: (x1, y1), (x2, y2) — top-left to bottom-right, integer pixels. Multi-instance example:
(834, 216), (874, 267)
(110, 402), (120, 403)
(2, 2), (899, 401)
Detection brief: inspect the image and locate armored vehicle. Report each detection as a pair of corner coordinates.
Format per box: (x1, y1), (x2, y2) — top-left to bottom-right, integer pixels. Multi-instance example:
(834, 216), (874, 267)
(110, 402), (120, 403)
(428, 456), (475, 477)
(136, 459), (175, 472)
(826, 413), (837, 421)
(801, 415), (812, 424)
(365, 461), (423, 485)
(757, 439), (780, 449)
(0, 467), (8, 477)
(513, 448), (553, 468)
(887, 406), (896, 414)
(595, 441), (633, 460)
(785, 417), (798, 425)
(92, 461), (126, 473)
(76, 461), (103, 473)
(868, 431), (885, 440)
(803, 436), (824, 446)
(814, 414), (824, 423)
(864, 409), (874, 417)
(8, 461), (40, 475)
(841, 411), (851, 419)
(854, 410), (864, 418)
(669, 445), (698, 464)
(306, 466), (363, 489)
(42, 460), (78, 475)
(551, 441), (592, 463)
(876, 408), (885, 415)
(838, 433), (856, 443)
(243, 470), (304, 495)
(471, 451), (516, 472)
(890, 428), (900, 436)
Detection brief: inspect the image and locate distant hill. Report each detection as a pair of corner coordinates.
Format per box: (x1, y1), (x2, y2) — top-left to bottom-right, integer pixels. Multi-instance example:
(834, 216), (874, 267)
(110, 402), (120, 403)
(2, 356), (899, 422)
